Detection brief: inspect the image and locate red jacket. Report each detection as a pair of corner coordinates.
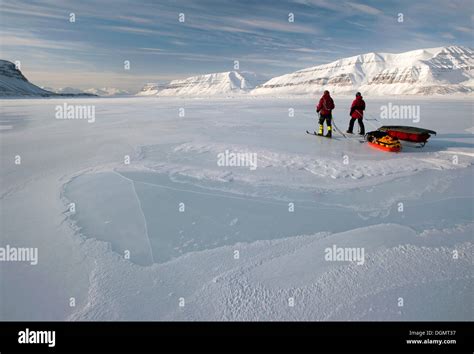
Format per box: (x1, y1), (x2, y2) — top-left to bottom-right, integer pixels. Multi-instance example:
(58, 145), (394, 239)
(350, 96), (365, 119)
(316, 92), (335, 115)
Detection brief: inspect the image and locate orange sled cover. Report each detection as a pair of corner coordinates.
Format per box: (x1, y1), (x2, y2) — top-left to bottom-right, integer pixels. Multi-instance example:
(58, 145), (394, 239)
(368, 140), (401, 152)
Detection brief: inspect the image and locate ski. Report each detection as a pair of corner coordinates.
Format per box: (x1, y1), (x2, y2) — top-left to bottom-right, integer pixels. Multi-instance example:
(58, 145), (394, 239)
(306, 130), (332, 138)
(305, 130), (365, 142)
(341, 132), (366, 143)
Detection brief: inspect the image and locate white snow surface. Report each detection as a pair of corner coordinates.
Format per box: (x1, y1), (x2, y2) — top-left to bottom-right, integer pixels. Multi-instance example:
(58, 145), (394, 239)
(0, 96), (472, 321)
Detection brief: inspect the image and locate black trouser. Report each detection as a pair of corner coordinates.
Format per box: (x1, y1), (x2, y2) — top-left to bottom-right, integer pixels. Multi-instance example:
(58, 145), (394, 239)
(318, 113), (332, 134)
(348, 118), (365, 134)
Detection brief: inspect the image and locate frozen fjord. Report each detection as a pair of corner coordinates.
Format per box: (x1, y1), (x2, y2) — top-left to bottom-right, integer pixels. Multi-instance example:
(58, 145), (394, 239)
(0, 96), (473, 320)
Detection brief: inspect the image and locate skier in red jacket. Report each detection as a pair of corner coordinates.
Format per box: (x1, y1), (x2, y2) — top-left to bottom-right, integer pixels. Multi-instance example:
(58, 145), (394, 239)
(316, 90), (335, 138)
(347, 92), (365, 135)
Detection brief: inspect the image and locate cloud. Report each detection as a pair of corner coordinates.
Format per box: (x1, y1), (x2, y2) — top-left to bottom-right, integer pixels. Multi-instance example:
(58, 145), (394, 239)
(292, 47), (341, 54)
(293, 0), (342, 11)
(116, 15), (154, 24)
(441, 33), (455, 39)
(0, 2), (65, 20)
(0, 30), (93, 51)
(295, 0), (382, 16)
(1, 0), (471, 92)
(139, 50), (234, 63)
(27, 69), (173, 91)
(346, 20), (369, 29)
(454, 26), (472, 33)
(96, 25), (158, 35)
(235, 18), (319, 34)
(346, 2), (382, 15)
(140, 47), (164, 52)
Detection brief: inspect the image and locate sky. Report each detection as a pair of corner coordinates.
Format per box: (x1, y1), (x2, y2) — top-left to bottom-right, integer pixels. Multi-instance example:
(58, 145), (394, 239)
(0, 0), (472, 92)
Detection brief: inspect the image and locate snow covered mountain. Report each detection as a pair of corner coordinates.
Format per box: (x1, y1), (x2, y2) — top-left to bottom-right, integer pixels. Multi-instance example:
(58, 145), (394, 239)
(83, 87), (131, 96)
(251, 46), (474, 96)
(136, 82), (169, 96)
(0, 60), (55, 97)
(45, 86), (86, 95)
(0, 60), (96, 97)
(42, 86), (130, 97)
(138, 71), (267, 97)
(4, 46), (471, 98)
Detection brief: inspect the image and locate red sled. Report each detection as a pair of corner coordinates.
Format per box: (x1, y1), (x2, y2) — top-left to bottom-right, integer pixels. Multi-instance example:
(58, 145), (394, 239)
(378, 126), (436, 145)
(368, 141), (401, 153)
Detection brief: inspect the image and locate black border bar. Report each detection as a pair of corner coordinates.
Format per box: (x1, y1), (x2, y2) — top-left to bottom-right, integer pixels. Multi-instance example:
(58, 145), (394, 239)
(0, 321), (472, 353)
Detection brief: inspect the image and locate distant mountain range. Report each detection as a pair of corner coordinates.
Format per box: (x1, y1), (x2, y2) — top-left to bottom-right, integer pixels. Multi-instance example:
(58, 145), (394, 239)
(43, 86), (131, 97)
(139, 46), (473, 97)
(82, 87), (131, 96)
(251, 45), (473, 96)
(137, 71), (267, 96)
(1, 46), (473, 98)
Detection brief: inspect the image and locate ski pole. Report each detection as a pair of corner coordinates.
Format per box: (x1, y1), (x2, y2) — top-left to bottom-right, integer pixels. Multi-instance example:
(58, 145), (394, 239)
(367, 113), (382, 123)
(332, 117), (347, 138)
(364, 113), (381, 130)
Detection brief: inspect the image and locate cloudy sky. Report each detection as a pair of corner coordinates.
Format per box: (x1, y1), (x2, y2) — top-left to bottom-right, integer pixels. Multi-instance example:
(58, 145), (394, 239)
(0, 0), (472, 91)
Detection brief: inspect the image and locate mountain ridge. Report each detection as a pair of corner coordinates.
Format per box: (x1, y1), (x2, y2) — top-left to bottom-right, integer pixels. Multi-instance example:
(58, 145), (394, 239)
(2, 46), (472, 98)
(137, 71), (267, 97)
(0, 60), (96, 97)
(251, 45), (473, 96)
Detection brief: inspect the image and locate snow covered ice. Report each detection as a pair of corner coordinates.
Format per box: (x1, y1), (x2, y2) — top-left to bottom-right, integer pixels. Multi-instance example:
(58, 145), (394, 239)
(0, 96), (472, 320)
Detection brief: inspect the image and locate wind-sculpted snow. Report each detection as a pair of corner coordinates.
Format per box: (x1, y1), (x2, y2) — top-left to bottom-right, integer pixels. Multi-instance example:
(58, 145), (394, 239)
(170, 141), (472, 184)
(61, 161), (473, 266)
(1, 96), (472, 320)
(67, 224), (473, 321)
